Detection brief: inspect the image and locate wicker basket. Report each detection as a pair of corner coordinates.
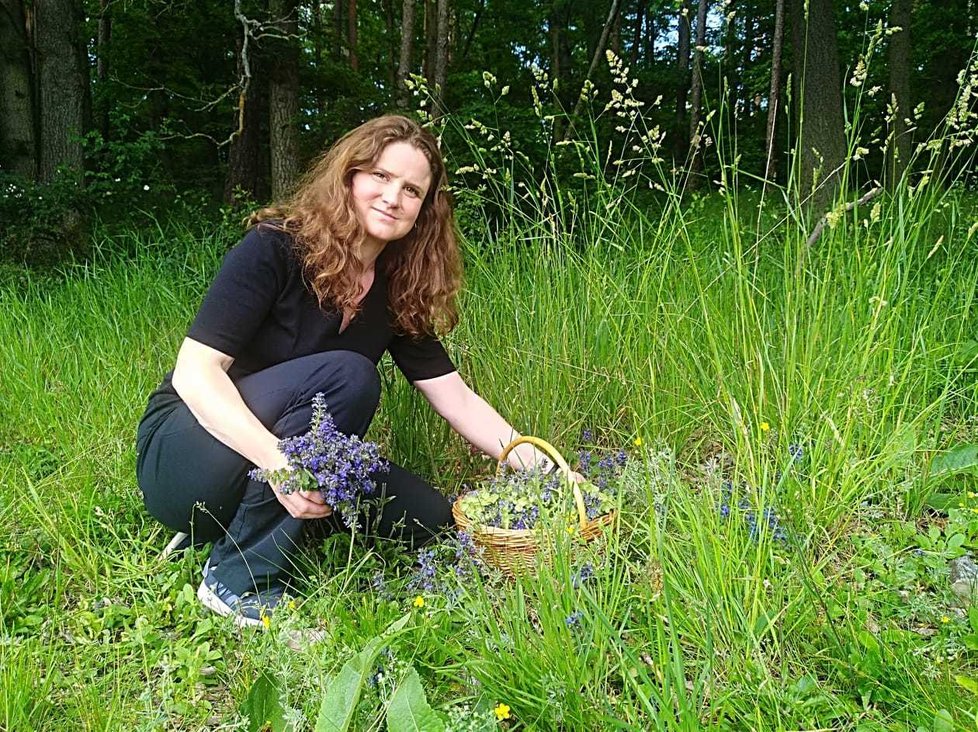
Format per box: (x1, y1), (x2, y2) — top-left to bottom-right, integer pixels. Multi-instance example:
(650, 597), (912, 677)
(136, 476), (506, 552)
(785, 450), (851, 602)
(452, 436), (615, 575)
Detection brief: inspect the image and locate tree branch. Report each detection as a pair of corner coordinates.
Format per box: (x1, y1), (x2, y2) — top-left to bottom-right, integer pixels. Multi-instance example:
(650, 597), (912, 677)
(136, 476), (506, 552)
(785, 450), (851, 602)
(805, 187), (882, 247)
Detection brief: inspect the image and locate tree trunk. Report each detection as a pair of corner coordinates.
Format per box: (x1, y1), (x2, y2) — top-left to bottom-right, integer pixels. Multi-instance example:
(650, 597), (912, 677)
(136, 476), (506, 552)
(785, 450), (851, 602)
(269, 0), (301, 199)
(311, 0), (326, 113)
(609, 0), (622, 57)
(432, 0), (449, 116)
(34, 0), (89, 182)
(764, 0), (785, 181)
(459, 0), (484, 62)
(348, 0), (359, 71)
(333, 0), (343, 61)
(225, 33), (270, 204)
(645, 9), (655, 63)
(630, 0), (647, 66)
(423, 0), (436, 83)
(568, 0), (623, 124)
(384, 0), (396, 93)
(687, 0), (708, 186)
(0, 0), (36, 177)
(741, 10), (756, 116)
(790, 0), (846, 211)
(675, 0), (691, 162)
(887, 0), (912, 187)
(396, 0), (415, 109)
(96, 0), (111, 140)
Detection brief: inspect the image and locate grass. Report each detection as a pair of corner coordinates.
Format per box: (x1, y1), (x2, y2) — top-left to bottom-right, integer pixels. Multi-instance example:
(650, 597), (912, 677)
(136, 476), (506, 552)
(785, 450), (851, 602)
(4, 64), (978, 728)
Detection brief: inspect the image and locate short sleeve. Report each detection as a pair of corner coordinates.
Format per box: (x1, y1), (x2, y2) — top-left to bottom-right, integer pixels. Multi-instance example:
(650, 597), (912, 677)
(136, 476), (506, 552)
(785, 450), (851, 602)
(187, 226), (290, 357)
(388, 332), (457, 383)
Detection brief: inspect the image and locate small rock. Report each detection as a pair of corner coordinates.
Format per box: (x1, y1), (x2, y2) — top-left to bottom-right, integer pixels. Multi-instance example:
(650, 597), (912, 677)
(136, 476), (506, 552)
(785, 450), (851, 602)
(282, 627), (327, 652)
(949, 555), (978, 603)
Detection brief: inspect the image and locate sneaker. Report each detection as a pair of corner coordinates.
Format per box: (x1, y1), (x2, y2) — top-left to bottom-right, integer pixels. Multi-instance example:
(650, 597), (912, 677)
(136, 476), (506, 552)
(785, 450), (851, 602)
(197, 566), (285, 629)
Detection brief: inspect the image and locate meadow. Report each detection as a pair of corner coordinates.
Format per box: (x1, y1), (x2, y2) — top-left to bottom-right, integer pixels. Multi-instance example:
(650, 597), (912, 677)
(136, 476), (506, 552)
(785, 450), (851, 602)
(3, 92), (978, 729)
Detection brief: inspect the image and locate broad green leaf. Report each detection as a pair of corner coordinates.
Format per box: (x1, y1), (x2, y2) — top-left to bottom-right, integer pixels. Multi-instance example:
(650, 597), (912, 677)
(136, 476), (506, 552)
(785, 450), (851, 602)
(242, 670), (295, 732)
(315, 614), (412, 732)
(925, 492), (955, 511)
(386, 667), (445, 732)
(315, 636), (384, 732)
(961, 634), (978, 651)
(955, 675), (978, 694)
(932, 708), (955, 732)
(930, 444), (978, 477)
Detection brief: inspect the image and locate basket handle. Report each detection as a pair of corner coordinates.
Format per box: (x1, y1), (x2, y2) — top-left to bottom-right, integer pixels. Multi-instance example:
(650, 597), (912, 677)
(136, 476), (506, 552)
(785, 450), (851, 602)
(497, 436), (588, 531)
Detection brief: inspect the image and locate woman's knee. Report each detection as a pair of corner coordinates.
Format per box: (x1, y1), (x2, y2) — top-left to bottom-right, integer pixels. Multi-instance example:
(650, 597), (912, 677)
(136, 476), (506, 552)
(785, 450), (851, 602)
(304, 351), (381, 434)
(326, 351), (381, 411)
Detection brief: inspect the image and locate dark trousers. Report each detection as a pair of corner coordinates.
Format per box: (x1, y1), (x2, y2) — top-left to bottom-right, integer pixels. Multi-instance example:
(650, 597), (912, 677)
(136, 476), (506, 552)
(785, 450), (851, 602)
(136, 351), (453, 595)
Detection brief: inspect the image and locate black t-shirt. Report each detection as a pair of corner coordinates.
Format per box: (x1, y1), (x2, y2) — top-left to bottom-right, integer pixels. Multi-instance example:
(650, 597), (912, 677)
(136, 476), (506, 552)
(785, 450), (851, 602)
(141, 224), (456, 426)
(185, 223), (456, 383)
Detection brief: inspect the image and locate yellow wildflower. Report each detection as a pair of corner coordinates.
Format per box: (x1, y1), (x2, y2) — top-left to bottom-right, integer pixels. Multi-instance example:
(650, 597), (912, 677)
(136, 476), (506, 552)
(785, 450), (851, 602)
(287, 599), (297, 612)
(494, 703), (511, 720)
(941, 615), (950, 624)
(566, 525), (577, 535)
(633, 436), (643, 447)
(760, 421), (771, 433)
(260, 612), (271, 630)
(413, 595), (425, 609)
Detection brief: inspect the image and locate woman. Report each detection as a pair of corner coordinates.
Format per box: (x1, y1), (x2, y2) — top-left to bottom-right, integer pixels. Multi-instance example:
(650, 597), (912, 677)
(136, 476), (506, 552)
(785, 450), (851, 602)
(136, 115), (555, 627)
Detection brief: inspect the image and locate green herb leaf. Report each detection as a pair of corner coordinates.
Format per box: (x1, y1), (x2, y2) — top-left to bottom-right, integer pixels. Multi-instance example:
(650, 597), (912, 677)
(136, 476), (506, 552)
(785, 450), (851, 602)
(386, 667), (445, 732)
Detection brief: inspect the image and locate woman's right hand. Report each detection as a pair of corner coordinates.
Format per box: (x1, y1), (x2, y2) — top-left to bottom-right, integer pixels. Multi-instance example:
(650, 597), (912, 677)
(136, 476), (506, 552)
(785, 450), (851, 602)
(270, 479), (335, 519)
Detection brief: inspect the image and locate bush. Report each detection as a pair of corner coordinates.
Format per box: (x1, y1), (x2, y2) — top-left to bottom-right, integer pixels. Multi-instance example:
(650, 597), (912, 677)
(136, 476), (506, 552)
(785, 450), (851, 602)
(0, 171), (90, 267)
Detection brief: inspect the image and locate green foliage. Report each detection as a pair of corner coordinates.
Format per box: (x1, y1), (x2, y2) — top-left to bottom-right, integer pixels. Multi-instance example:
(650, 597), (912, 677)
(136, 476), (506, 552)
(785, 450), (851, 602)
(0, 171), (90, 266)
(387, 667), (446, 732)
(931, 444), (978, 479)
(242, 670), (297, 732)
(315, 614), (411, 732)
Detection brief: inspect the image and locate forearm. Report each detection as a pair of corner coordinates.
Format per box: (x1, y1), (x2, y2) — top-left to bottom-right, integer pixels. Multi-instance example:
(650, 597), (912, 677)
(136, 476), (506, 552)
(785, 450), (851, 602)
(440, 390), (553, 471)
(172, 355), (286, 473)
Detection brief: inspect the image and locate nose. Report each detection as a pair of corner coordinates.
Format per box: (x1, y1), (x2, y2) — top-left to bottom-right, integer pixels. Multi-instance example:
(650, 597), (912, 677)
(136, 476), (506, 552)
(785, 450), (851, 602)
(381, 182), (401, 209)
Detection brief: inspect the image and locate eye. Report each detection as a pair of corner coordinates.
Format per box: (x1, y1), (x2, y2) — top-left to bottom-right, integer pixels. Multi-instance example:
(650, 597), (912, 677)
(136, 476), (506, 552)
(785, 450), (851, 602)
(404, 186), (421, 198)
(371, 170), (389, 181)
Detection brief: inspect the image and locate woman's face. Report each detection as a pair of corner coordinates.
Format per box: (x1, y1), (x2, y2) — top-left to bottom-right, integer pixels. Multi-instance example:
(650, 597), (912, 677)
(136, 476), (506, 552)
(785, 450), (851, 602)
(351, 141), (433, 247)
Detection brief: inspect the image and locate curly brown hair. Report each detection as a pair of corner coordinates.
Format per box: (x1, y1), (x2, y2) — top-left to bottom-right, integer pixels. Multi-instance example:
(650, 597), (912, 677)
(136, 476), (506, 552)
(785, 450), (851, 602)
(249, 115), (462, 337)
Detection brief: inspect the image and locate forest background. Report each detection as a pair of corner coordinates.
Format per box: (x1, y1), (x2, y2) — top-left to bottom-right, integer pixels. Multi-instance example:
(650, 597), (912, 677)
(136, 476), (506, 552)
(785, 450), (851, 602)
(1, 0), (975, 257)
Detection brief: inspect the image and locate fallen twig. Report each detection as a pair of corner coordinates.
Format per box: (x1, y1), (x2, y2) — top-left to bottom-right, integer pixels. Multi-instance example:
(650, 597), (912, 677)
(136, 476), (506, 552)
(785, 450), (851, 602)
(806, 186), (882, 247)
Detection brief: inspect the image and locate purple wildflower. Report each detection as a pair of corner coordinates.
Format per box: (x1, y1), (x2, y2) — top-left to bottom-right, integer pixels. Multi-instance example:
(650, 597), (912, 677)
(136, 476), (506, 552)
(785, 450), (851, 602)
(572, 563), (594, 588)
(414, 548), (437, 592)
(249, 393), (387, 530)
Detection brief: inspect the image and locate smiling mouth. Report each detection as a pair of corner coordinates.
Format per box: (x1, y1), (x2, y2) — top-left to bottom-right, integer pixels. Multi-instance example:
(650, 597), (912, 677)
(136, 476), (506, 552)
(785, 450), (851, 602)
(372, 208), (398, 221)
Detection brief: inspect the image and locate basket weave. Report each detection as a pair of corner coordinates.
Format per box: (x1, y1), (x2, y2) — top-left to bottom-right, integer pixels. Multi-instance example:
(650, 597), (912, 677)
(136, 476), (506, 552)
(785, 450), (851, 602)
(452, 436), (615, 575)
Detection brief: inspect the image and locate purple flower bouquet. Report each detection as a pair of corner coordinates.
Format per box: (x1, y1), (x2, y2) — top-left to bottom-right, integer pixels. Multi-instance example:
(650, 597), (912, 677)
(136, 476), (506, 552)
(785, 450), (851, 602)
(249, 393), (387, 530)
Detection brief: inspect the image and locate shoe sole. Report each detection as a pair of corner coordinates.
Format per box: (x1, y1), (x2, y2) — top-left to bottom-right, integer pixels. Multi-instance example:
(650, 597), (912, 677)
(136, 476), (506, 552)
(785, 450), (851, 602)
(160, 531), (189, 560)
(196, 580), (264, 629)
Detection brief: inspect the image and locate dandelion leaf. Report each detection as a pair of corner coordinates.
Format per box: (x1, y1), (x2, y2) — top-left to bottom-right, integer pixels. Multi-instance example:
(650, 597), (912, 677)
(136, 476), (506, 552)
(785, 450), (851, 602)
(386, 667), (445, 732)
(242, 670), (296, 732)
